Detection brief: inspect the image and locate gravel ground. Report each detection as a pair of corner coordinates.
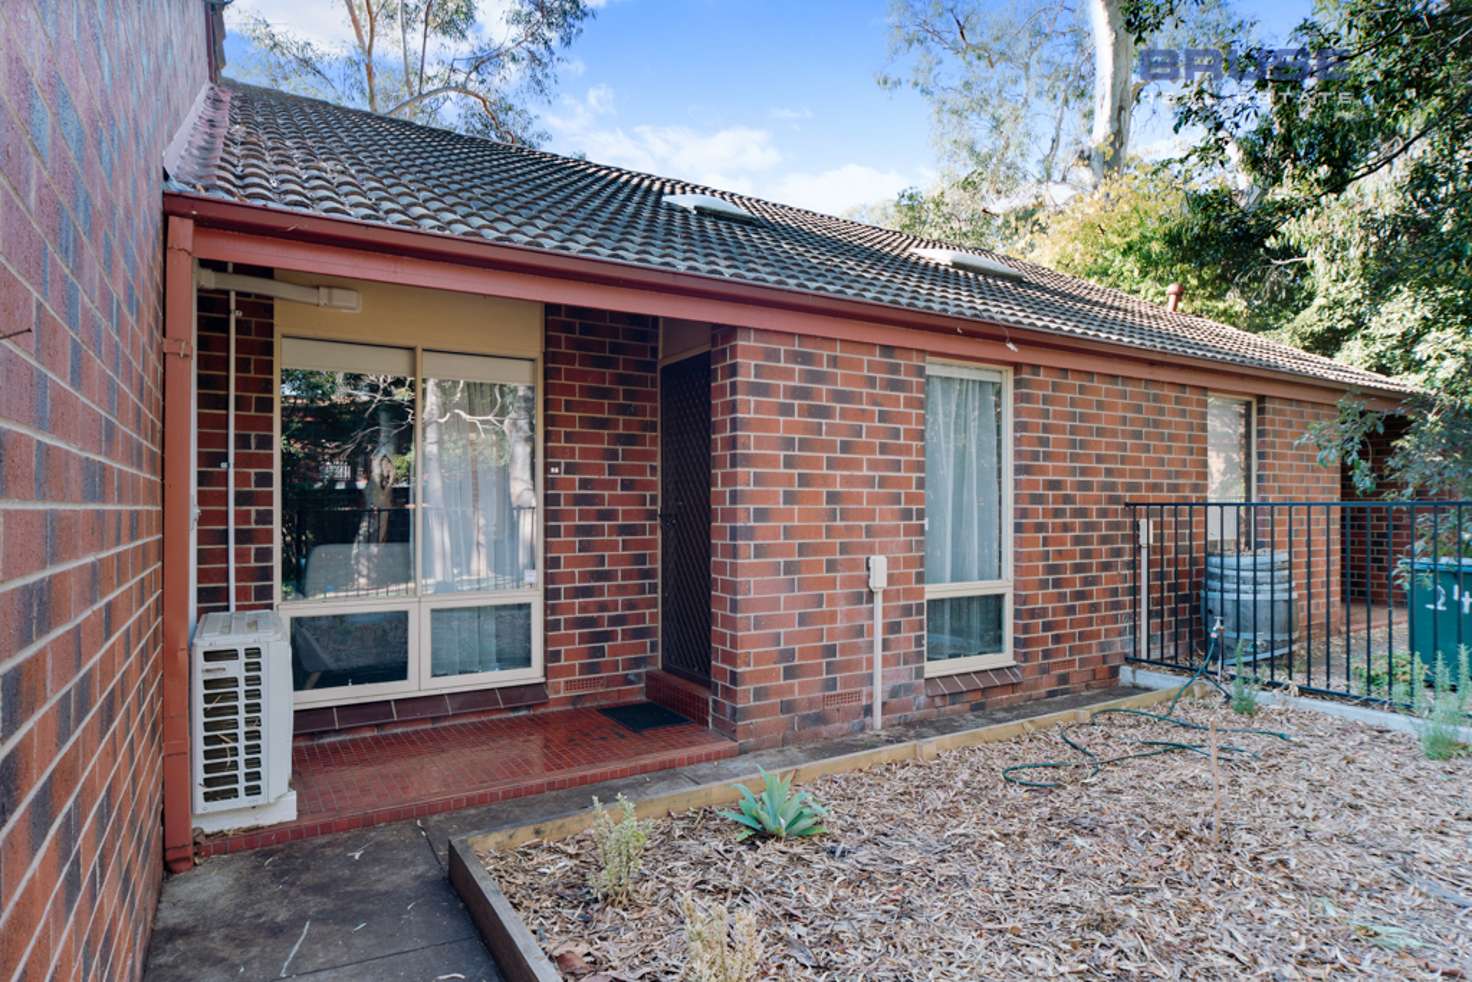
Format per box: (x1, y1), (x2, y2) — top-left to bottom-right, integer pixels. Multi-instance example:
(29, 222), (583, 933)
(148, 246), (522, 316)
(482, 701), (1472, 980)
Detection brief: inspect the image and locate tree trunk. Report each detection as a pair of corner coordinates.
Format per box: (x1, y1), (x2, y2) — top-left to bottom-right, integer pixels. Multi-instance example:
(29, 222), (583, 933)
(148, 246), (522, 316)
(1088, 0), (1134, 184)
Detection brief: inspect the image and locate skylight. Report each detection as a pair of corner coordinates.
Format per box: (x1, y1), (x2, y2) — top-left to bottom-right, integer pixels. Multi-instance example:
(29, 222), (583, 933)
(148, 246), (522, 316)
(911, 247), (1024, 282)
(662, 193), (757, 222)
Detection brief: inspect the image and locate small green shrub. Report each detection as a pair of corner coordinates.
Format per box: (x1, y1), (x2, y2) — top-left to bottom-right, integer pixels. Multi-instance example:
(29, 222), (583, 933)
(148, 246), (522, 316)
(590, 794), (648, 903)
(1419, 648), (1470, 761)
(718, 768), (828, 841)
(1403, 652), (1428, 715)
(1229, 643), (1258, 717)
(1352, 649), (1417, 697)
(680, 894), (761, 982)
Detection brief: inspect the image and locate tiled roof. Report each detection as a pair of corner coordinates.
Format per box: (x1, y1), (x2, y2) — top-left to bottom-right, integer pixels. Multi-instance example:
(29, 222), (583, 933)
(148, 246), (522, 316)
(168, 81), (1407, 393)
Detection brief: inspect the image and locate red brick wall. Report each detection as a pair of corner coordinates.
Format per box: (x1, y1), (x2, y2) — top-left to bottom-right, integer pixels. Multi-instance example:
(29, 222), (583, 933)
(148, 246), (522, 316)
(710, 328), (926, 748)
(0, 2), (208, 979)
(1000, 368), (1208, 707)
(1256, 396), (1344, 632)
(195, 281), (275, 616)
(542, 306), (660, 707)
(708, 336), (1347, 747)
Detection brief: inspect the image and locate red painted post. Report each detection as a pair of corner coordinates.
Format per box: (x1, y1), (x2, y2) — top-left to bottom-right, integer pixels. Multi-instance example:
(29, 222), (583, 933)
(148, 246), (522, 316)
(162, 216), (197, 873)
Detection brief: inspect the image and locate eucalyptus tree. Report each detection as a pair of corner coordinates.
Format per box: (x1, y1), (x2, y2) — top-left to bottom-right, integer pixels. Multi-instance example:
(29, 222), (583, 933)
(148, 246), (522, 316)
(233, 0), (594, 144)
(880, 0), (1243, 246)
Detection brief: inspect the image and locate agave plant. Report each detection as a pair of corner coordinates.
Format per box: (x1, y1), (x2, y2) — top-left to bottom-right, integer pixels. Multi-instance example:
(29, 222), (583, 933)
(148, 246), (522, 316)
(719, 768), (828, 841)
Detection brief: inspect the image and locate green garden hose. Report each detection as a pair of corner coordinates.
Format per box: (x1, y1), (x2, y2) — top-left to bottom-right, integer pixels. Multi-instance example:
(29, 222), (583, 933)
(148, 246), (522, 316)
(1001, 639), (1293, 789)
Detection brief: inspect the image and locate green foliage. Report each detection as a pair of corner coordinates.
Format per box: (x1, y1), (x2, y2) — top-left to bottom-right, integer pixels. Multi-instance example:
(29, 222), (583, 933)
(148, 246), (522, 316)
(1418, 649), (1470, 762)
(1306, 398), (1472, 502)
(1172, 0), (1472, 484)
(1229, 642), (1257, 717)
(231, 0), (594, 143)
(680, 894), (762, 982)
(718, 768), (828, 842)
(1351, 648), (1417, 701)
(1022, 169), (1302, 332)
(590, 794), (648, 904)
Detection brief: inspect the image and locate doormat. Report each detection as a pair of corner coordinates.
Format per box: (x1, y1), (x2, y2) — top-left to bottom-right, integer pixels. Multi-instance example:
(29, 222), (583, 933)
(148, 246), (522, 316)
(599, 702), (691, 733)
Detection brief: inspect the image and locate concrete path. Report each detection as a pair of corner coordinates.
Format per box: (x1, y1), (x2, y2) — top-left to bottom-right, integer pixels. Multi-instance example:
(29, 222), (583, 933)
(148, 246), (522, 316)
(144, 686), (1147, 980)
(144, 816), (501, 982)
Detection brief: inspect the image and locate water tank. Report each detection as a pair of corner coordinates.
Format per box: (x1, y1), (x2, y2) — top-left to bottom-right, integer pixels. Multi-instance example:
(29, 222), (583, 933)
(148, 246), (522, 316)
(1203, 550), (1295, 663)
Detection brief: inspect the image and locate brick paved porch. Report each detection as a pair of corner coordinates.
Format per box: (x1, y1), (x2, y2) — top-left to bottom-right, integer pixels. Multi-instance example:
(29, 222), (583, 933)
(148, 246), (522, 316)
(198, 706), (735, 857)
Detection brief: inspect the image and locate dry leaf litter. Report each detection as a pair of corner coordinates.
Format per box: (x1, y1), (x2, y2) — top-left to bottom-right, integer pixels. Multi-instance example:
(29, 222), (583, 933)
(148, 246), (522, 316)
(480, 702), (1472, 980)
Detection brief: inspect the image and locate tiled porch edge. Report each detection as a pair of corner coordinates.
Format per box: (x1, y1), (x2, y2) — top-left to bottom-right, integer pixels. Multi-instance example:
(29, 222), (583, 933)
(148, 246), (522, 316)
(196, 709), (735, 858)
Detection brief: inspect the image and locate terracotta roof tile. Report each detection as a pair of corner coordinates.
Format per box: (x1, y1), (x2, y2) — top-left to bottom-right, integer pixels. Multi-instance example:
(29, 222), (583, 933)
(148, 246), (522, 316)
(169, 81), (1407, 393)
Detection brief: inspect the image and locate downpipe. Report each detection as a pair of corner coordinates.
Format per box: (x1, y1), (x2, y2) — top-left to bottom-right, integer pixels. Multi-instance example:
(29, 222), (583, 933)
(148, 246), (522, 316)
(868, 555), (889, 731)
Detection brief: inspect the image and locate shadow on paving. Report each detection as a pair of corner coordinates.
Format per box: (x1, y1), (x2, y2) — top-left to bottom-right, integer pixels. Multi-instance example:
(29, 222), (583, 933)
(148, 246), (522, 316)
(144, 685), (1147, 980)
(143, 820), (502, 982)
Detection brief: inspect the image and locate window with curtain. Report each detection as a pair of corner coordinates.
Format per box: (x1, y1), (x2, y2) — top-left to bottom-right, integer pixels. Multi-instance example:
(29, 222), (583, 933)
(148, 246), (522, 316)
(279, 340), (540, 704)
(1207, 395), (1254, 545)
(924, 364), (1012, 673)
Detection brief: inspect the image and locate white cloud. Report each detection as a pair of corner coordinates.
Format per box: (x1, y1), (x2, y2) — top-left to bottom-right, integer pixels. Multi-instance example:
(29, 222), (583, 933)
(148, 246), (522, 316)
(547, 85), (913, 214)
(769, 107), (813, 121)
(545, 83), (617, 132)
(227, 0), (356, 48)
(584, 125), (782, 182)
(766, 164), (913, 215)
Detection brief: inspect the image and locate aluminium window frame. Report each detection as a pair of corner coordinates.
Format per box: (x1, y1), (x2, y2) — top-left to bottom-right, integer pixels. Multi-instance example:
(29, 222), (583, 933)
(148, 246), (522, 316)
(923, 360), (1015, 678)
(274, 336), (545, 709)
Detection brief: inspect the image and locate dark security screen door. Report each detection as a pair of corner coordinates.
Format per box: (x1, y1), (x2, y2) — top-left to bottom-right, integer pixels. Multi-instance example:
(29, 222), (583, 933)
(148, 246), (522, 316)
(659, 352), (712, 683)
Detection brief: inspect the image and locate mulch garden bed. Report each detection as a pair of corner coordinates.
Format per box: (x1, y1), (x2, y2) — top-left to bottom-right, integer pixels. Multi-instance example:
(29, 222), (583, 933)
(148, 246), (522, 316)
(480, 701), (1472, 979)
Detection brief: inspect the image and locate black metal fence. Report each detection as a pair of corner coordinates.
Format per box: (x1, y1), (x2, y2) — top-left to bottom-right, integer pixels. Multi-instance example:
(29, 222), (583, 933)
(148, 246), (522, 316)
(1126, 500), (1472, 709)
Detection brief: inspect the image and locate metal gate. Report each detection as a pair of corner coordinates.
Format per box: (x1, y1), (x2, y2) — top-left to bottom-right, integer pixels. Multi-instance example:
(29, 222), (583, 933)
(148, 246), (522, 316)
(659, 352), (712, 683)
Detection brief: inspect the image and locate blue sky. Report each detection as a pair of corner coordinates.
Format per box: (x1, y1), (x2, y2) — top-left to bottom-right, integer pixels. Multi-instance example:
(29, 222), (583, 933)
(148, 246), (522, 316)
(225, 0), (1322, 215)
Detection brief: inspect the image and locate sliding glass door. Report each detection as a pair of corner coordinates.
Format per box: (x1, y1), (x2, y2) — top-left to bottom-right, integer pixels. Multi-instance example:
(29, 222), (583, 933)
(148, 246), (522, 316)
(279, 339), (541, 706)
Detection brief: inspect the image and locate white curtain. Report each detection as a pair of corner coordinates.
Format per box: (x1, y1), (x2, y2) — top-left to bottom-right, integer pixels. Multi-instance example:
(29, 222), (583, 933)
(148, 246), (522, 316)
(420, 378), (535, 595)
(421, 377), (536, 677)
(429, 604), (532, 677)
(925, 372), (1004, 661)
(926, 373), (1002, 584)
(1207, 396), (1250, 545)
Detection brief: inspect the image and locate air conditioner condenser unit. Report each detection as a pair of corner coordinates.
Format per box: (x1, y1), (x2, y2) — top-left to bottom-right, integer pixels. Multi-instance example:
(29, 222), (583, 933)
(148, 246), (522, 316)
(191, 611), (296, 833)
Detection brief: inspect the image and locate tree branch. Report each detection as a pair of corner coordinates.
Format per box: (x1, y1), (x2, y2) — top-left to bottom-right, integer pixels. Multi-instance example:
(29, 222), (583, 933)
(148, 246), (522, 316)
(385, 83), (505, 134)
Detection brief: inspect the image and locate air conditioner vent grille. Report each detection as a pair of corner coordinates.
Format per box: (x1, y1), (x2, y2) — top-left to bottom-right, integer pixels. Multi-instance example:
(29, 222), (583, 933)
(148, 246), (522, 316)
(192, 614), (292, 816)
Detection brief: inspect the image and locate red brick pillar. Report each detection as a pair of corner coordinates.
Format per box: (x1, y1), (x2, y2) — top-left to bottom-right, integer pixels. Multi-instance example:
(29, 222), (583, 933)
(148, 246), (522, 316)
(710, 327), (925, 749)
(542, 306), (659, 707)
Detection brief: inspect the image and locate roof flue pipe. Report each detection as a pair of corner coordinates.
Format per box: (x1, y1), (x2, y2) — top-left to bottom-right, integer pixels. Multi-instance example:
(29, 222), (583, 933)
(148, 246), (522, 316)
(1166, 282), (1184, 312)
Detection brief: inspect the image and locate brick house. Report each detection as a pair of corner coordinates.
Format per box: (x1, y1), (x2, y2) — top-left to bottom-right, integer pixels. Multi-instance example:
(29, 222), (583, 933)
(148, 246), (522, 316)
(0, 4), (1412, 979)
